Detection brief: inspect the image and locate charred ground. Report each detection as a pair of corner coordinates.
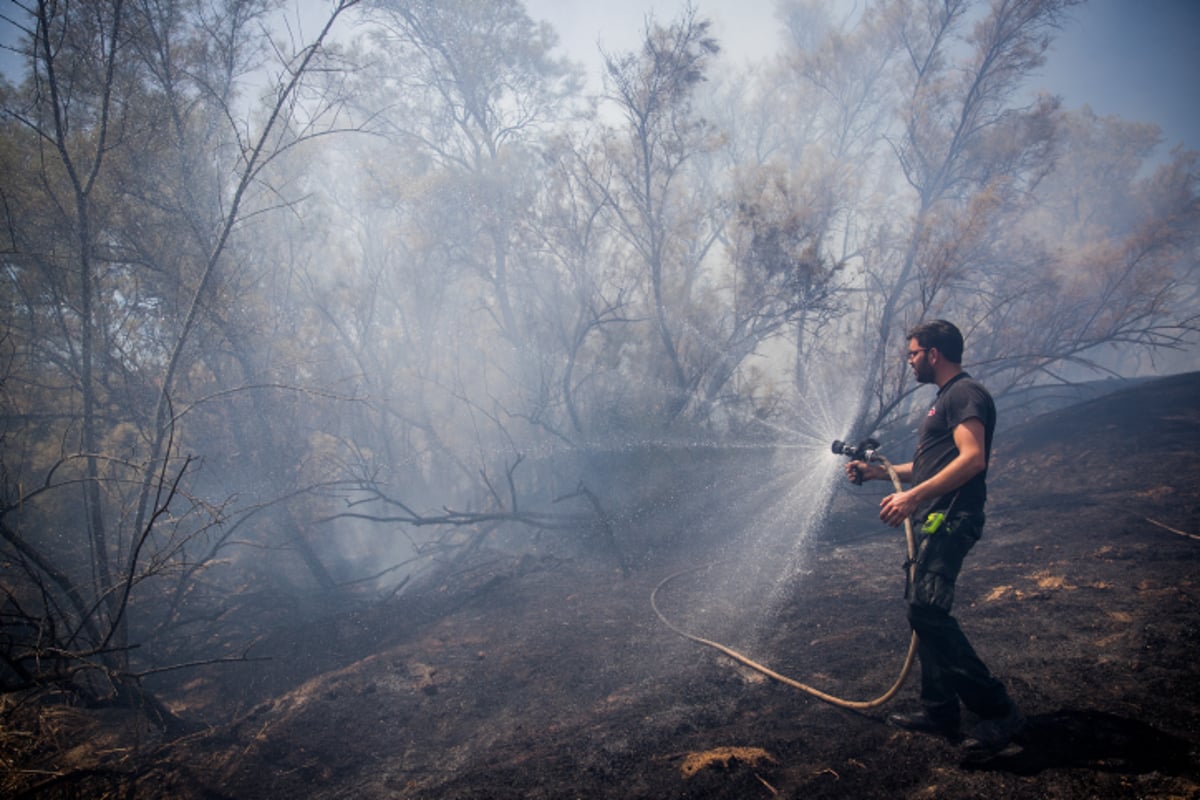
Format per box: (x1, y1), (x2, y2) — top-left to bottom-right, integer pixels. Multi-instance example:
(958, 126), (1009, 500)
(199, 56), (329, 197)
(6, 372), (1200, 799)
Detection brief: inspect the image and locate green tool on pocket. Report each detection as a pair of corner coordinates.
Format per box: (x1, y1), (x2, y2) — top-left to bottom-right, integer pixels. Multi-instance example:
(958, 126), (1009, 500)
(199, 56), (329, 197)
(921, 511), (946, 535)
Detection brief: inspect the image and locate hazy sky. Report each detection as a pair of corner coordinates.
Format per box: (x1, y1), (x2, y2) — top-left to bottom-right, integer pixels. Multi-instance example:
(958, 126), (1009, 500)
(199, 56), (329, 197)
(526, 0), (1200, 152)
(0, 0), (1195, 150)
(1042, 0), (1200, 151)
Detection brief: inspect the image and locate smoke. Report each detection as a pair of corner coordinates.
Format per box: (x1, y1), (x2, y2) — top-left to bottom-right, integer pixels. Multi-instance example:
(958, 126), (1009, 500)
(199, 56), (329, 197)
(644, 354), (866, 655)
(4, 0), (1195, 707)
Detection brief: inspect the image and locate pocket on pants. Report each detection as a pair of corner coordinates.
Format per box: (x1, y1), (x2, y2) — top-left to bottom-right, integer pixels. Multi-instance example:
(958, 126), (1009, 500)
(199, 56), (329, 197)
(908, 525), (976, 612)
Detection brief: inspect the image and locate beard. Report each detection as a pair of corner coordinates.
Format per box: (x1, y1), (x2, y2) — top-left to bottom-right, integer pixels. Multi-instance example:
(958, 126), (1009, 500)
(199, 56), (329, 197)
(912, 360), (935, 384)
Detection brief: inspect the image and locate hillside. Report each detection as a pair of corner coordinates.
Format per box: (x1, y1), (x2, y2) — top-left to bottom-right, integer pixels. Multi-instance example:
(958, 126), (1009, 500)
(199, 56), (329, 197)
(8, 373), (1200, 799)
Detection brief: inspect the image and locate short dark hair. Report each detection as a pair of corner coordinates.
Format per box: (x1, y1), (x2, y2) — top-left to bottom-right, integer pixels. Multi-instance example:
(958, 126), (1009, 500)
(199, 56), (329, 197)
(906, 319), (964, 363)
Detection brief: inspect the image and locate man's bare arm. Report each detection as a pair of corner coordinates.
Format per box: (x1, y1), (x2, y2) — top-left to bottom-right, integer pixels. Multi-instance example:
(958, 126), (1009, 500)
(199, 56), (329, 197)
(877, 418), (987, 527)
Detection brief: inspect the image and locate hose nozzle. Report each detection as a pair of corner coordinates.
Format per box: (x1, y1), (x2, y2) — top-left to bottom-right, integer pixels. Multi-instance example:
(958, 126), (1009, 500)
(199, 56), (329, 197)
(831, 437), (880, 461)
(832, 437), (882, 485)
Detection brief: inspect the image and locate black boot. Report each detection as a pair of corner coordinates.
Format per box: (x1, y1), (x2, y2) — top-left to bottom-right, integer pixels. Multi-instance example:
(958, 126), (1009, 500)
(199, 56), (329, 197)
(962, 702), (1025, 758)
(887, 710), (961, 739)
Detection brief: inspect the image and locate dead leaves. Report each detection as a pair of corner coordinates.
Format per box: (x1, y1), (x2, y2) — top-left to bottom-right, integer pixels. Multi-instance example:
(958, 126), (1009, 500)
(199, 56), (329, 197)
(984, 570), (1080, 601)
(679, 746), (777, 778)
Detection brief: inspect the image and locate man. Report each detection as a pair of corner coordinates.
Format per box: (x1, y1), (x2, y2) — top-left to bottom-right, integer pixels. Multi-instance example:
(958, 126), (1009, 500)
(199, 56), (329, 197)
(845, 319), (1024, 758)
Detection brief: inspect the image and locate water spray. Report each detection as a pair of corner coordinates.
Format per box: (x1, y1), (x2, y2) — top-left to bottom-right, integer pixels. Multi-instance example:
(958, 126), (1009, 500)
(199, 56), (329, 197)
(651, 438), (919, 711)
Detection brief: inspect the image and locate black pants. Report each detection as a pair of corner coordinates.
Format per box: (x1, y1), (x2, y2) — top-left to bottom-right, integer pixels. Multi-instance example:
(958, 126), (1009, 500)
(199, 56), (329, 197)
(907, 513), (1011, 722)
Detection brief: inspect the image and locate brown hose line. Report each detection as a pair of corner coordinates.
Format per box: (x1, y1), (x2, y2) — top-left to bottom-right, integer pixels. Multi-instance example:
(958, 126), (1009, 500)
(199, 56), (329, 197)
(650, 456), (920, 710)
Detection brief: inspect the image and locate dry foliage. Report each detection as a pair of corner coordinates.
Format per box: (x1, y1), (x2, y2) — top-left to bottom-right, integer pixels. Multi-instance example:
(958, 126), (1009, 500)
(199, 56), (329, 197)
(679, 745), (777, 778)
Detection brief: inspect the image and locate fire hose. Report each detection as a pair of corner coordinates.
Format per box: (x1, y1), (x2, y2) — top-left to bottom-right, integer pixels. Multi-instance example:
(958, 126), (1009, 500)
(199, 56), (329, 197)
(650, 448), (919, 710)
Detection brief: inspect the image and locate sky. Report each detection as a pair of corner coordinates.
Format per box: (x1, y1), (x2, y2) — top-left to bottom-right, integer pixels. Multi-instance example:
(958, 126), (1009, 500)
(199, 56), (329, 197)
(525, 0), (1200, 153)
(0, 0), (1195, 148)
(1039, 0), (1200, 152)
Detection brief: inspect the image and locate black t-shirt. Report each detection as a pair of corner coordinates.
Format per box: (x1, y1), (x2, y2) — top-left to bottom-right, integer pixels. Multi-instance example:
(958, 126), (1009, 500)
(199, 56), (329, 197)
(911, 372), (996, 516)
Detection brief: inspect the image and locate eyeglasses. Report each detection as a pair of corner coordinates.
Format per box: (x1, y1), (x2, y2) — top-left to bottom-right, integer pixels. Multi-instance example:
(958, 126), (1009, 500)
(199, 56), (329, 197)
(905, 347), (929, 362)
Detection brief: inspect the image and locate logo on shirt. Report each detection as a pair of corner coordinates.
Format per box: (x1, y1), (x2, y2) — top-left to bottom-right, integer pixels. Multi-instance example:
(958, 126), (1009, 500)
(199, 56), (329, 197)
(928, 407), (937, 416)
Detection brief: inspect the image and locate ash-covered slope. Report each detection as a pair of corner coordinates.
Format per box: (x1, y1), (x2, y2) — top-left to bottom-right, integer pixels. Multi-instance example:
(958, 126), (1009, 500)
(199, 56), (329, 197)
(18, 373), (1200, 800)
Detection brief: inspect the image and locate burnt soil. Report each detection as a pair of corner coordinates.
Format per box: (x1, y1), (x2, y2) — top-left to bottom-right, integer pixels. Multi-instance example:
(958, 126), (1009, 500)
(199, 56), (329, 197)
(8, 372), (1200, 799)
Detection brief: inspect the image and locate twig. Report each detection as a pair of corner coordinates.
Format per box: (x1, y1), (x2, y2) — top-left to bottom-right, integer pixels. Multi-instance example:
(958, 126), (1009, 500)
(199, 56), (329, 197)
(754, 772), (780, 795)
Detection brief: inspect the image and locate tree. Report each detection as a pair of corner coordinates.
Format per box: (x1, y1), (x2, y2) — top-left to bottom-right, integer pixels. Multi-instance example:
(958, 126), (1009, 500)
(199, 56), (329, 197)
(344, 0), (588, 467)
(827, 0), (1081, 433)
(361, 0), (581, 345)
(966, 109), (1200, 389)
(723, 162), (842, 412)
(0, 0), (361, 719)
(766, 0), (1199, 445)
(259, 0), (633, 582)
(598, 4), (724, 424)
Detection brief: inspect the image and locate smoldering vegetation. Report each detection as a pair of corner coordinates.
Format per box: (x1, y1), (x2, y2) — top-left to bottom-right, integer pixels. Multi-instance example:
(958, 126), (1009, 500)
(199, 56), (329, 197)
(0, 0), (1197, 794)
